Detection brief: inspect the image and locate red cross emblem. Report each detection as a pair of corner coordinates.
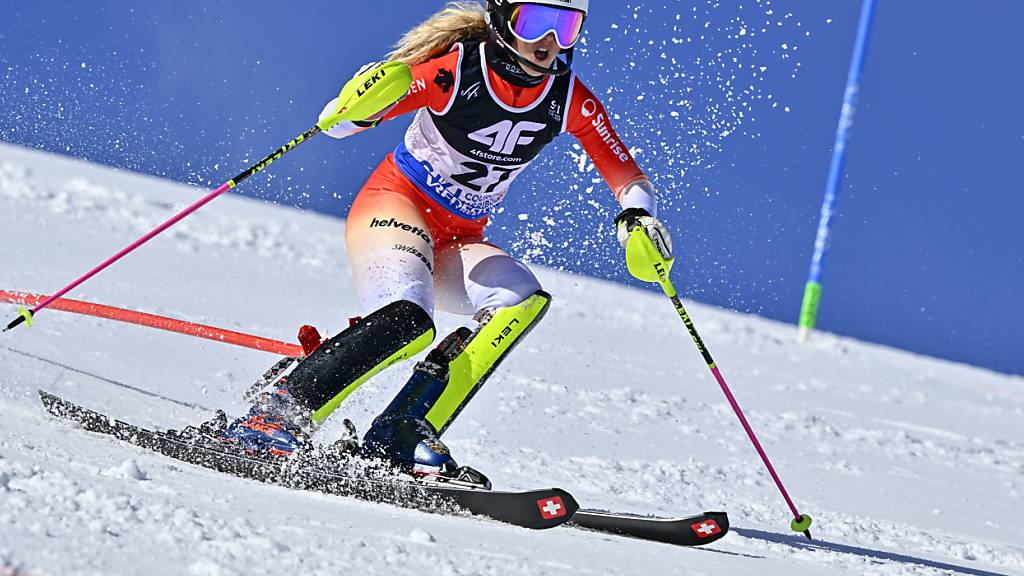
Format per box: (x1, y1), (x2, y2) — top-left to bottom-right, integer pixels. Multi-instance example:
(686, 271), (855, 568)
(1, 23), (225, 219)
(691, 519), (722, 538)
(537, 497), (567, 519)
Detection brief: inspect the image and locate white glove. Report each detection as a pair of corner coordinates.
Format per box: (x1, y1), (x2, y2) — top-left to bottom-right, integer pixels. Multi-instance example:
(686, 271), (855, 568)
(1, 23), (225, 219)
(354, 60), (386, 76)
(614, 208), (673, 261)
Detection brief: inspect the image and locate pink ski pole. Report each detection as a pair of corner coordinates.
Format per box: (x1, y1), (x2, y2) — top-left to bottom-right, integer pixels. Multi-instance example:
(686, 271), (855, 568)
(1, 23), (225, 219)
(3, 125), (321, 333)
(4, 60), (416, 333)
(622, 223), (814, 539)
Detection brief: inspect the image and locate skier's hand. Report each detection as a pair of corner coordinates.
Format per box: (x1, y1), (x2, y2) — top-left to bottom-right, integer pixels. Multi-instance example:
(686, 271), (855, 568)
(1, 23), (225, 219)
(320, 61), (408, 138)
(348, 61), (406, 126)
(354, 60), (386, 76)
(615, 208), (673, 261)
(615, 208), (674, 283)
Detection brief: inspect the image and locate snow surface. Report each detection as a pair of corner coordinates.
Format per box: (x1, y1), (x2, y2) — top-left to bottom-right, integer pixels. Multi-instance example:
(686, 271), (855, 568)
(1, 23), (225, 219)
(1, 142), (1022, 575)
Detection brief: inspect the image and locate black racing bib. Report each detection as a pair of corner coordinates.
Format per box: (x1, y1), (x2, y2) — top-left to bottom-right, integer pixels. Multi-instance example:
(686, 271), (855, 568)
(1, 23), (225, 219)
(394, 42), (575, 219)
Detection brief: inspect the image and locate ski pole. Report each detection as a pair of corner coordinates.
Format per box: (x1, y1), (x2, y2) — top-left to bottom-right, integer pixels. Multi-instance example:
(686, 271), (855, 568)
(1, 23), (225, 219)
(623, 225), (814, 540)
(3, 125), (318, 333)
(3, 62), (413, 333)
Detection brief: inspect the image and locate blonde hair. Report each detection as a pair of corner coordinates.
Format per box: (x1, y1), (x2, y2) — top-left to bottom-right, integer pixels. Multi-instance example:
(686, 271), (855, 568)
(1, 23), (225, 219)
(388, 2), (490, 66)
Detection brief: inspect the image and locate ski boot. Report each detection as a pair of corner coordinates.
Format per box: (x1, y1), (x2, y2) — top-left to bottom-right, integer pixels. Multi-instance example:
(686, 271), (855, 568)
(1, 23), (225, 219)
(363, 291), (551, 488)
(220, 300), (437, 459)
(363, 413), (490, 489)
(362, 328), (491, 489)
(361, 326), (494, 489)
(218, 386), (313, 458)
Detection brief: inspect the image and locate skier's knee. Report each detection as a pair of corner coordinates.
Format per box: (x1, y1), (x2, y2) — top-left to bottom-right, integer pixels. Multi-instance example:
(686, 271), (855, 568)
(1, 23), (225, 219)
(482, 290), (551, 337)
(478, 284), (541, 310)
(350, 299), (437, 363)
(359, 279), (435, 322)
(349, 299), (436, 347)
(468, 256), (543, 310)
(378, 300), (435, 334)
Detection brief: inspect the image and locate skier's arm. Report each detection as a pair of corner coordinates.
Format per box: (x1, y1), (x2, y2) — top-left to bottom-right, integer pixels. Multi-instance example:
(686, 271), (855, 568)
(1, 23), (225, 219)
(320, 47), (464, 140)
(565, 78), (657, 215)
(566, 79), (671, 260)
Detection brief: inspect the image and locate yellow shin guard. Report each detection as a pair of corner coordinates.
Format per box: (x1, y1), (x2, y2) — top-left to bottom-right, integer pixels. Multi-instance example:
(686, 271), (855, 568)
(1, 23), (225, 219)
(424, 290), (551, 435)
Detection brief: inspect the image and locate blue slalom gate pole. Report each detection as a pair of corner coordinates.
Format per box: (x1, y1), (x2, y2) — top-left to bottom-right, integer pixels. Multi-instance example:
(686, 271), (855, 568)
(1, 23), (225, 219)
(798, 0), (877, 341)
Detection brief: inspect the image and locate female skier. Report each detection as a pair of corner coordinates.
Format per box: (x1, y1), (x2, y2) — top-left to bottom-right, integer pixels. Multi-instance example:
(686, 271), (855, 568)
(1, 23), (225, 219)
(219, 0), (673, 487)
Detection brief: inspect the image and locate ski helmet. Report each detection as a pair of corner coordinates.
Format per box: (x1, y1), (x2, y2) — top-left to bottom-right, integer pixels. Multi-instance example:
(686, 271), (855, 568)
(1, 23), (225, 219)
(486, 0), (589, 76)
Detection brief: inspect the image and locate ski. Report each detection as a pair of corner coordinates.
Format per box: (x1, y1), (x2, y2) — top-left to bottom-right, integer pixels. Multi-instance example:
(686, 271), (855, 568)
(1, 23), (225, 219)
(38, 390), (577, 530)
(570, 509), (730, 546)
(39, 390), (727, 544)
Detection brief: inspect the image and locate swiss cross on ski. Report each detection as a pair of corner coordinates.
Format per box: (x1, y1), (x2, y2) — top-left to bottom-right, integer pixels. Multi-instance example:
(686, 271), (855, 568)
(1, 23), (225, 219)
(537, 496), (567, 519)
(691, 519), (722, 538)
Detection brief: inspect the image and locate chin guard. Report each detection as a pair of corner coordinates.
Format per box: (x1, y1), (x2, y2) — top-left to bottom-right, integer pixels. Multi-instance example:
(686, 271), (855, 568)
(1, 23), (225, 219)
(499, 37), (575, 77)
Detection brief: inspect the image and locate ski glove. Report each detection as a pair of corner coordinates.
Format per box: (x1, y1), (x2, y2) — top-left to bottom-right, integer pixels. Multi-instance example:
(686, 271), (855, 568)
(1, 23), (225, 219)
(319, 61), (405, 139)
(349, 61), (405, 127)
(614, 208), (673, 261)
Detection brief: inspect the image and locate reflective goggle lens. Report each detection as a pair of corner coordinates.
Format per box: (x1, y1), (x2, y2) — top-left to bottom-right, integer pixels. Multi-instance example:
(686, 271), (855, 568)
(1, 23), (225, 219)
(508, 3), (585, 49)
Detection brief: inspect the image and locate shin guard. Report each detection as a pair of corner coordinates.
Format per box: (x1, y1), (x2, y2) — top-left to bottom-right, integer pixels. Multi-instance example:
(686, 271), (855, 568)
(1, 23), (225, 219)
(426, 290), (551, 435)
(285, 300), (435, 424)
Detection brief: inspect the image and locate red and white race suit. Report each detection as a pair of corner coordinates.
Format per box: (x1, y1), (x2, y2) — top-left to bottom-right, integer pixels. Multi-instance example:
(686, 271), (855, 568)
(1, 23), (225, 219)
(321, 42), (657, 318)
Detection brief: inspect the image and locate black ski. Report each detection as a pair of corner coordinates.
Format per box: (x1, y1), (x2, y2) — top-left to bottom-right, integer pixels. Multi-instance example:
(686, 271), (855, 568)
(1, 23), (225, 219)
(38, 390), (577, 530)
(570, 509), (730, 546)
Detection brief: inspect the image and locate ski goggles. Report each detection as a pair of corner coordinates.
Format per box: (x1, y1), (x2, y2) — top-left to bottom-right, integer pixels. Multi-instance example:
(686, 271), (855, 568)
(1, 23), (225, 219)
(508, 3), (586, 50)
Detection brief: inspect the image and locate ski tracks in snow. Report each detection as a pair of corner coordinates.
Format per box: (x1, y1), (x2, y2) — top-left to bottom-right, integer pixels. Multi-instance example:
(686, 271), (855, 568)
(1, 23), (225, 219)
(3, 144), (1023, 575)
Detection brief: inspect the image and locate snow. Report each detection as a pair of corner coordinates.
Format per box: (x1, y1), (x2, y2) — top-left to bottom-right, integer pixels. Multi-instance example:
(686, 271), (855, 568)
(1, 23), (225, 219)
(1, 142), (1023, 575)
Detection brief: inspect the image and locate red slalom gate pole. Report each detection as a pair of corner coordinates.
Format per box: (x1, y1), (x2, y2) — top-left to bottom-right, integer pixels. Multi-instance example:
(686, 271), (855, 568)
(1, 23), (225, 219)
(0, 290), (306, 358)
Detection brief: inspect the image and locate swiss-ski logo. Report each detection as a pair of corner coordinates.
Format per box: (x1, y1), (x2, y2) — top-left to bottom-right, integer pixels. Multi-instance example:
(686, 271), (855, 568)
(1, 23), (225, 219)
(691, 519), (722, 538)
(537, 497), (567, 519)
